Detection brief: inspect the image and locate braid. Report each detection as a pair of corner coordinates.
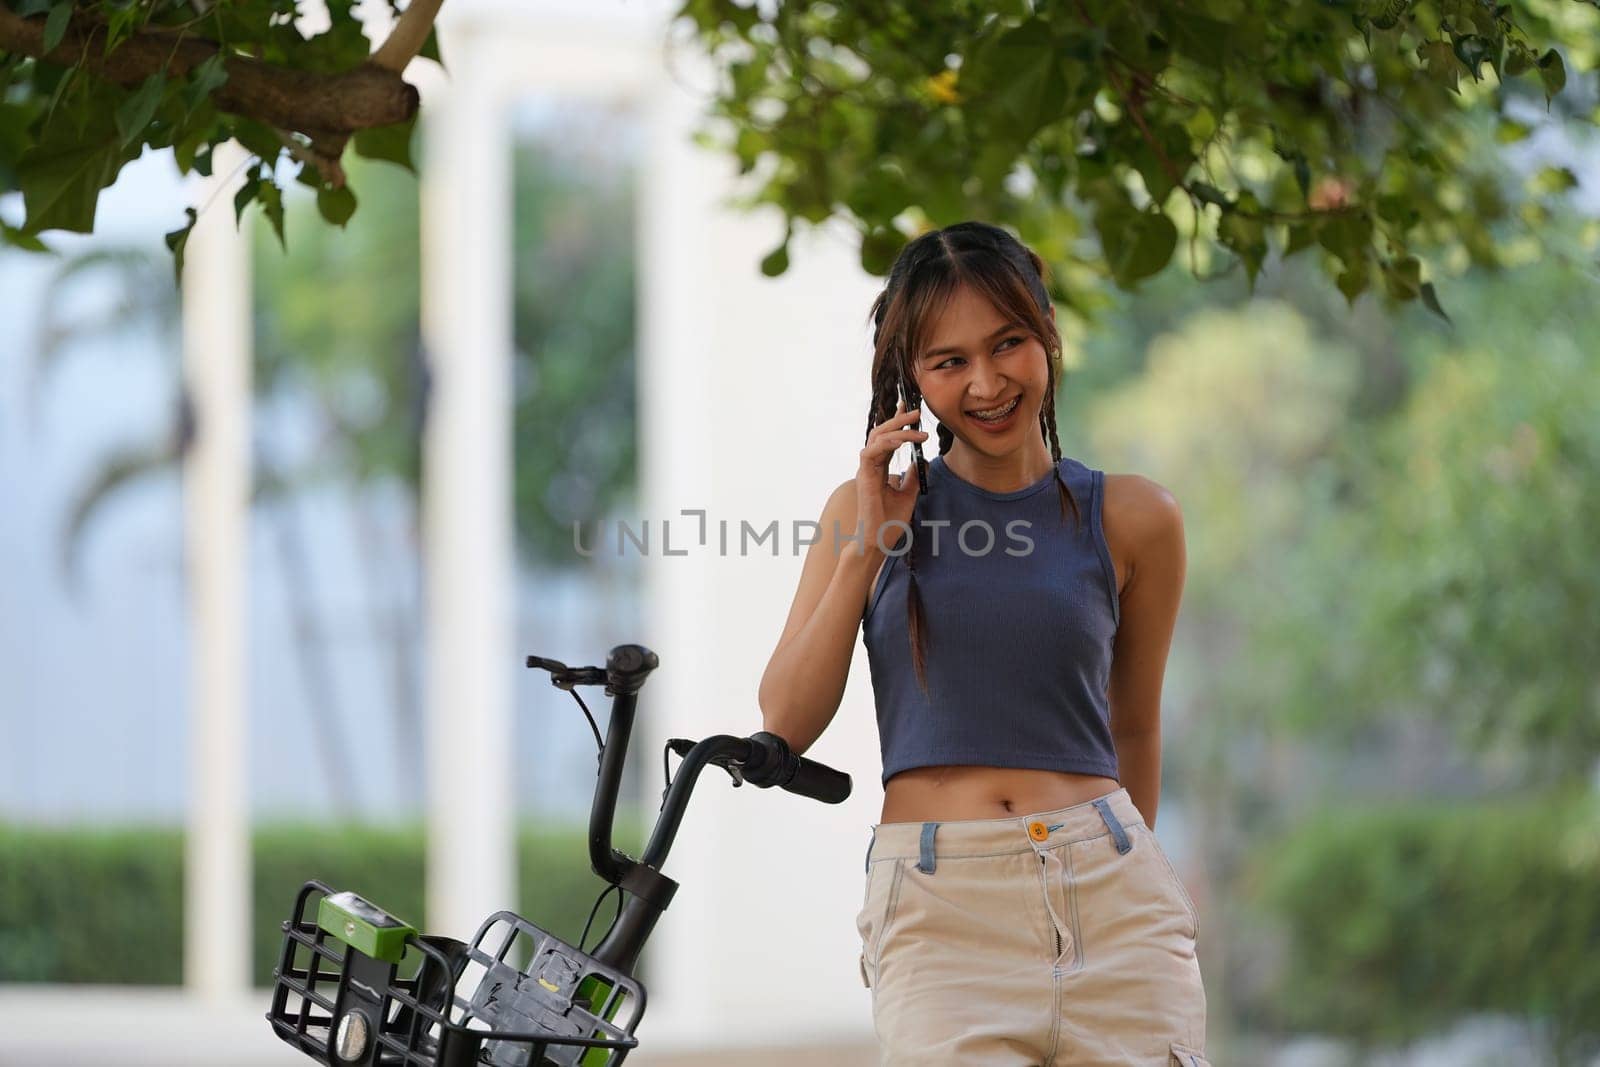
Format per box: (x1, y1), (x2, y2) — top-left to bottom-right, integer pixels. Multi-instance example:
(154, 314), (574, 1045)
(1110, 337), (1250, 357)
(1022, 247), (1083, 530)
(1040, 340), (1084, 529)
(867, 291), (934, 698)
(860, 365), (933, 698)
(902, 384), (932, 698)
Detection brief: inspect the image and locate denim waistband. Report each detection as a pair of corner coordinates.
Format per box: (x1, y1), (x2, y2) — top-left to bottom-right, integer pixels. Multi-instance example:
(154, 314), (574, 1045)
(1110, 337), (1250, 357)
(864, 787), (1145, 872)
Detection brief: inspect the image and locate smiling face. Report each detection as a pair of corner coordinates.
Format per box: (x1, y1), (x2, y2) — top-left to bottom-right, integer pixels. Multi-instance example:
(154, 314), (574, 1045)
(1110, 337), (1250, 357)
(911, 282), (1056, 461)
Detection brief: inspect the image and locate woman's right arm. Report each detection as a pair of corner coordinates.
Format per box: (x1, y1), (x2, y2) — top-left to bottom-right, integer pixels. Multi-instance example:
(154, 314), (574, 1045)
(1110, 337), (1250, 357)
(758, 401), (927, 754)
(757, 479), (885, 755)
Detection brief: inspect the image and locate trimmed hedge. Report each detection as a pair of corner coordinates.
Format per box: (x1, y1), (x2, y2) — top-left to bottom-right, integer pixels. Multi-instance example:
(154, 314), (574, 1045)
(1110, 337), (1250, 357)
(0, 819), (644, 986)
(1251, 788), (1600, 1059)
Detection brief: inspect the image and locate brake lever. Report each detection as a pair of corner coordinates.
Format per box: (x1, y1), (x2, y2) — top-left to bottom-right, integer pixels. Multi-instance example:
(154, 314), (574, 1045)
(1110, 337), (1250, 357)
(526, 655), (607, 691)
(552, 669), (606, 692)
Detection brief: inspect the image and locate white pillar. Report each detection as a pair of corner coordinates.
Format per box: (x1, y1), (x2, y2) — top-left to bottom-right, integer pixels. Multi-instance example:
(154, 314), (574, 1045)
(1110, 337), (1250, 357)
(419, 22), (517, 937)
(634, 45), (884, 1047)
(181, 139), (253, 998)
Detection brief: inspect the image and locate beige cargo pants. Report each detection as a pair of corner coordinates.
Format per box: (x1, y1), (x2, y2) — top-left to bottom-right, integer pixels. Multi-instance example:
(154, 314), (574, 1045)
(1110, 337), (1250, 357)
(855, 787), (1209, 1066)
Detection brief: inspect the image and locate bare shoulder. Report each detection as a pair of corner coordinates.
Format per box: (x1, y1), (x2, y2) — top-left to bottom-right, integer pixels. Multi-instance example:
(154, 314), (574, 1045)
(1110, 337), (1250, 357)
(824, 475), (858, 524)
(1100, 473), (1183, 591)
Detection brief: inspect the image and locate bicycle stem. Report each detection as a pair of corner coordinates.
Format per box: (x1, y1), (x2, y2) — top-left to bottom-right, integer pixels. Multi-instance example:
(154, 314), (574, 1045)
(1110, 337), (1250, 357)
(587, 688), (640, 886)
(556, 643), (845, 976)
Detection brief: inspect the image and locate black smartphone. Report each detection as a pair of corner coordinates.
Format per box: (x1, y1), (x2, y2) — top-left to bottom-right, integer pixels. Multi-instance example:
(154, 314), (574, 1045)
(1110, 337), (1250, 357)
(897, 379), (930, 495)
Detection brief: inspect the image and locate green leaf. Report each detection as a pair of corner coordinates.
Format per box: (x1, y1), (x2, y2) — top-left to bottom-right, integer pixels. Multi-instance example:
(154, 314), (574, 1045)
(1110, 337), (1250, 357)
(1381, 254), (1421, 300)
(1316, 211), (1373, 268)
(1529, 165), (1578, 196)
(1167, 11), (1235, 67)
(1369, 0), (1415, 31)
(103, 2), (143, 54)
(1418, 40), (1460, 94)
(1451, 34), (1492, 81)
(352, 114), (417, 172)
(164, 206), (198, 286)
(16, 113), (125, 234)
(1537, 48), (1566, 99)
(1, 219), (52, 252)
(1494, 118), (1531, 144)
(1099, 205), (1178, 288)
(1336, 255), (1370, 306)
(257, 177), (286, 250)
(760, 238), (790, 277)
(1419, 281), (1451, 324)
(316, 184), (357, 227)
(1374, 194), (1415, 228)
(420, 26), (444, 68)
(43, 2), (72, 53)
(42, 63), (79, 126)
(860, 227), (901, 276)
(183, 53), (231, 118)
(964, 20), (1077, 141)
(115, 74), (167, 149)
(1217, 206), (1266, 286)
(234, 178), (259, 227)
(1284, 221), (1317, 257)
(231, 118), (282, 162)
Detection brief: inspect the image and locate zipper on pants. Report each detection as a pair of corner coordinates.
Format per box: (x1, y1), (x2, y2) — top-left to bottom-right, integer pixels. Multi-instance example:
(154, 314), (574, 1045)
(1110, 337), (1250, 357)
(1039, 854), (1062, 958)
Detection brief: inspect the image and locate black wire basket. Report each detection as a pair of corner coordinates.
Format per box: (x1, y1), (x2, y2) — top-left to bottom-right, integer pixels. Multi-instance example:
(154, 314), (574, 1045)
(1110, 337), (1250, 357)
(268, 880), (645, 1067)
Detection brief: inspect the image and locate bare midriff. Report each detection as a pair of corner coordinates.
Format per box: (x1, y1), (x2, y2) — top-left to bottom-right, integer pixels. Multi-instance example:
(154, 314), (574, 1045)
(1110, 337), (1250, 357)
(880, 764), (1121, 825)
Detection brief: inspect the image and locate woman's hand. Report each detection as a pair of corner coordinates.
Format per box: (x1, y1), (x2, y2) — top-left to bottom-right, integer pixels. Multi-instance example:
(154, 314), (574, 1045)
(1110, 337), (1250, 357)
(855, 398), (929, 557)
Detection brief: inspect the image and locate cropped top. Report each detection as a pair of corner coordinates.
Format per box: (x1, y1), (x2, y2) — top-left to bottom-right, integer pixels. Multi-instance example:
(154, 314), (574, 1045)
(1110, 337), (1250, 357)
(861, 453), (1122, 788)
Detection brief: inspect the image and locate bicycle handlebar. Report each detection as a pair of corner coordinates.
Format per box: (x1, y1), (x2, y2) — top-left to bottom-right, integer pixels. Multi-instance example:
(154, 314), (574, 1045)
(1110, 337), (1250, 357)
(525, 644), (852, 974)
(736, 730), (852, 803)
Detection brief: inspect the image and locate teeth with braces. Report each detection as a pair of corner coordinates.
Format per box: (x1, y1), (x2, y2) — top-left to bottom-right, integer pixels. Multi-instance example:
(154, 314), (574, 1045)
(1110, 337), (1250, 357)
(970, 396), (1019, 420)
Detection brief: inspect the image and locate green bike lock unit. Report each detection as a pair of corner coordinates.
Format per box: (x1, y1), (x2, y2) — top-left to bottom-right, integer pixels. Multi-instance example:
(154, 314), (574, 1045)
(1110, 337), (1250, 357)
(317, 890), (416, 964)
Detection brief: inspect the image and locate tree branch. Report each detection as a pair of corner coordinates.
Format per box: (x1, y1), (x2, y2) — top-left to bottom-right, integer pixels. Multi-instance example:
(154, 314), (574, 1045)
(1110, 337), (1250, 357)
(276, 128), (346, 187)
(0, 8), (418, 138)
(369, 0), (444, 73)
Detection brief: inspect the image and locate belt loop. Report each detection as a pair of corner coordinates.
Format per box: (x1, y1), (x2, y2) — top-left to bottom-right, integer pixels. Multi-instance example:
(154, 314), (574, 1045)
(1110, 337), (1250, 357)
(865, 827), (876, 874)
(1092, 796), (1132, 855)
(917, 822), (939, 873)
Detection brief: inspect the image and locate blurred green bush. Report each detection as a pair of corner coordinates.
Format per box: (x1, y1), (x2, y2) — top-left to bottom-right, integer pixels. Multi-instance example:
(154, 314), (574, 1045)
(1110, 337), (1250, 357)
(0, 820), (643, 986)
(1251, 788), (1600, 1058)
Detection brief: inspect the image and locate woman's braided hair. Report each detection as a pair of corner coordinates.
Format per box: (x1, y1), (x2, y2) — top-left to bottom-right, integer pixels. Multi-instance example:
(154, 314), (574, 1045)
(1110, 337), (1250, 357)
(863, 221), (1084, 697)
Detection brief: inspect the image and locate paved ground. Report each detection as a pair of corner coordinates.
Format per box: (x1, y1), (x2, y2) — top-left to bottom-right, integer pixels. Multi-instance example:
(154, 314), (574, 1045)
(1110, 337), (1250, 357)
(0, 987), (877, 1066)
(8, 988), (1591, 1066)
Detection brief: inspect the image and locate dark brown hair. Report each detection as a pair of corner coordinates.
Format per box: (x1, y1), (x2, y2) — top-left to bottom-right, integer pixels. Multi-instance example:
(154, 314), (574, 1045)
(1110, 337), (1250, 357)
(864, 221), (1084, 696)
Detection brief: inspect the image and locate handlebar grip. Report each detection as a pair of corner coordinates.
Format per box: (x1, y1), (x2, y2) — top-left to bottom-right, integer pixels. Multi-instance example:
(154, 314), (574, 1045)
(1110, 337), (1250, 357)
(743, 731), (852, 804)
(784, 752), (853, 804)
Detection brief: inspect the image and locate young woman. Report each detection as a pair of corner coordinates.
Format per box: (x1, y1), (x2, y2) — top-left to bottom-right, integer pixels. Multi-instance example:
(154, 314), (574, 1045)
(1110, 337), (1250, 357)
(758, 222), (1208, 1065)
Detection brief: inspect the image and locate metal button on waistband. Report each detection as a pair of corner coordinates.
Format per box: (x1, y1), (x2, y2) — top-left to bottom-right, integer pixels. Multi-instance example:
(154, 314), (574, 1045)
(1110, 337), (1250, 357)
(1028, 820), (1049, 841)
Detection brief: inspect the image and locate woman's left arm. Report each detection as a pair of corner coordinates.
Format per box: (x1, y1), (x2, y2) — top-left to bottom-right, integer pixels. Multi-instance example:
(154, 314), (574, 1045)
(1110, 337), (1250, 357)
(1102, 475), (1188, 830)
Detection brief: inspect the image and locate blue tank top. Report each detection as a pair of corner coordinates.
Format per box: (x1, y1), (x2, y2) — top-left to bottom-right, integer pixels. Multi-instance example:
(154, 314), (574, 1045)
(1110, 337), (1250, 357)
(861, 453), (1122, 787)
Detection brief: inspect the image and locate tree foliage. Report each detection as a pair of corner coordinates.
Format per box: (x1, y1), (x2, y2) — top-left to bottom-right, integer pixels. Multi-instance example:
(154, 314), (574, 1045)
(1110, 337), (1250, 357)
(1252, 789), (1600, 1060)
(0, 0), (440, 264)
(2, 0), (1596, 315)
(675, 0), (1598, 317)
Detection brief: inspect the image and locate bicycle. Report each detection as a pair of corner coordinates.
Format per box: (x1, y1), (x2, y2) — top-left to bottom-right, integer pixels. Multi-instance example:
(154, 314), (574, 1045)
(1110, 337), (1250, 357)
(265, 643), (852, 1066)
